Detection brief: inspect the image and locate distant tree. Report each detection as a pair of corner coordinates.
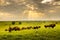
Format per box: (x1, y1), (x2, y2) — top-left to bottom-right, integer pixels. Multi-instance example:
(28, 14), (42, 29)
(19, 22), (21, 24)
(12, 21), (15, 25)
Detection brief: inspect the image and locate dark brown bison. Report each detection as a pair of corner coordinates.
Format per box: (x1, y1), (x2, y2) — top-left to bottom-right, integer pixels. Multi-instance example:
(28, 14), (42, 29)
(38, 26), (41, 28)
(21, 27), (27, 30)
(12, 26), (20, 31)
(44, 24), (56, 28)
(33, 26), (41, 29)
(5, 27), (13, 32)
(27, 26), (32, 29)
(5, 26), (20, 32)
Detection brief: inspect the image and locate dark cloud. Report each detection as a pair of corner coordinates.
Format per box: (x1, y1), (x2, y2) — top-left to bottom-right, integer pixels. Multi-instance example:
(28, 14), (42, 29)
(0, 0), (54, 13)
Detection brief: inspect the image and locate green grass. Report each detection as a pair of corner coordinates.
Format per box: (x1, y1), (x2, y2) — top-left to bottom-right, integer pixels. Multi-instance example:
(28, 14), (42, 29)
(0, 21), (60, 40)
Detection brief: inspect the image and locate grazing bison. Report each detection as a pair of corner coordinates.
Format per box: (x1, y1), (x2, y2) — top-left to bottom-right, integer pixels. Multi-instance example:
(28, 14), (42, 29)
(38, 26), (41, 28)
(21, 27), (27, 30)
(5, 26), (20, 32)
(27, 26), (32, 29)
(33, 26), (41, 29)
(12, 26), (20, 31)
(44, 24), (56, 28)
(9, 27), (13, 32)
(5, 27), (13, 32)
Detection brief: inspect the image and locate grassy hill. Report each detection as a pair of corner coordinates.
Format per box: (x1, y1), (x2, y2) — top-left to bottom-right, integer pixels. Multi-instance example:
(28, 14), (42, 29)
(0, 21), (60, 40)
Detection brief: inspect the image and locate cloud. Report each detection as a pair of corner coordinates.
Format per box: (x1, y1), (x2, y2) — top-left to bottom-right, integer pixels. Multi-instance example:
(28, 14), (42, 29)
(41, 0), (60, 6)
(0, 0), (60, 21)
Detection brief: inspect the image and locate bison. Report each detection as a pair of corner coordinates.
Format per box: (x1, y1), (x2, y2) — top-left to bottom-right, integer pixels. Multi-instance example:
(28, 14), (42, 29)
(21, 27), (27, 30)
(27, 26), (32, 29)
(44, 24), (56, 28)
(12, 26), (20, 31)
(33, 26), (41, 29)
(5, 26), (20, 32)
(5, 27), (13, 32)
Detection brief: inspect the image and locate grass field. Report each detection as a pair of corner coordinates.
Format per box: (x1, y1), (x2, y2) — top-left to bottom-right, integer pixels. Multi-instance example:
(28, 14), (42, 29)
(0, 21), (60, 40)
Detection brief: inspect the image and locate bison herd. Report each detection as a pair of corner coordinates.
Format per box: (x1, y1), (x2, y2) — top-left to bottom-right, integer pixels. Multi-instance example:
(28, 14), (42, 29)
(44, 24), (56, 28)
(5, 24), (56, 32)
(5, 26), (41, 32)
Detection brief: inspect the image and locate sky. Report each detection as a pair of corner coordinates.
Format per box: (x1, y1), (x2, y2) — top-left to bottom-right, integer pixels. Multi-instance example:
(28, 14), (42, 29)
(0, 0), (60, 21)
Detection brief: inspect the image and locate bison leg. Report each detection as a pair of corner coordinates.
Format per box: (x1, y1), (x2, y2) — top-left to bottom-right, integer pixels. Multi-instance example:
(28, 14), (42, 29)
(14, 29), (18, 31)
(52, 26), (54, 28)
(45, 26), (47, 28)
(9, 29), (12, 32)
